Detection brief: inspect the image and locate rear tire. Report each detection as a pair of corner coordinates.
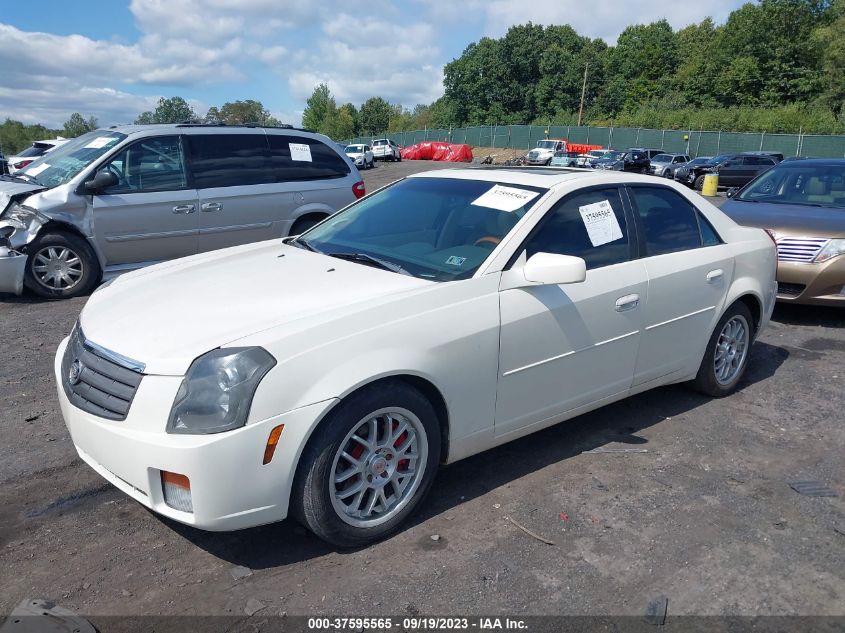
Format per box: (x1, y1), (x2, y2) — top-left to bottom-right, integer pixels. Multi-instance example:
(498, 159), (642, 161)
(292, 381), (441, 548)
(24, 232), (99, 300)
(690, 302), (754, 397)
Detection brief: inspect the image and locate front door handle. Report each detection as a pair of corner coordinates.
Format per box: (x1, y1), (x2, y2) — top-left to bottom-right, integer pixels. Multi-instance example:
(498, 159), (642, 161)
(615, 294), (640, 312)
(172, 204), (195, 214)
(706, 269), (724, 283)
(201, 202), (223, 212)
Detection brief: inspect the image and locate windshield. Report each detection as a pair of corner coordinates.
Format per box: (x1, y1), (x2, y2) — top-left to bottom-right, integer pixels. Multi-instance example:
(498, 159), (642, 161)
(687, 157), (711, 166)
(735, 163), (845, 208)
(19, 130), (126, 188)
(536, 140), (557, 150)
(299, 177), (548, 281)
(601, 151), (625, 161)
(589, 150), (605, 158)
(345, 145), (364, 154)
(372, 140), (387, 146)
(651, 154), (672, 163)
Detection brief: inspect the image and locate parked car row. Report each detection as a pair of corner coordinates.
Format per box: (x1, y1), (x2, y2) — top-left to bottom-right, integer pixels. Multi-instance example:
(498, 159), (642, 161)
(675, 152), (782, 191)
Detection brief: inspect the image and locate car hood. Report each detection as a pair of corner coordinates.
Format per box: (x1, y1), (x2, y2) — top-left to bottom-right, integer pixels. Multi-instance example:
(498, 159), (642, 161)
(79, 240), (432, 375)
(0, 180), (45, 213)
(721, 199), (845, 238)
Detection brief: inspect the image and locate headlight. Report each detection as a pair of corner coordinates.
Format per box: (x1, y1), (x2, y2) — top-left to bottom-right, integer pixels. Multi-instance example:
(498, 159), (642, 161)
(1, 202), (37, 229)
(167, 347), (276, 434)
(814, 239), (845, 264)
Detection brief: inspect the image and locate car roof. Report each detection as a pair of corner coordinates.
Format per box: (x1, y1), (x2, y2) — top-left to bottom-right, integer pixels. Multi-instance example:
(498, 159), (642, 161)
(102, 123), (317, 136)
(407, 166), (674, 189)
(771, 158), (845, 166)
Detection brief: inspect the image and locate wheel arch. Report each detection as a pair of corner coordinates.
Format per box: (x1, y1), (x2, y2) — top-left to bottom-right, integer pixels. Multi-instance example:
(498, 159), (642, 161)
(27, 220), (104, 278)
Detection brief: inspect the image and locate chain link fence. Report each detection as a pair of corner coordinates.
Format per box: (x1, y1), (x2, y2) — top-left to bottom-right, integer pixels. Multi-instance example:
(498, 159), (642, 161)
(345, 125), (845, 158)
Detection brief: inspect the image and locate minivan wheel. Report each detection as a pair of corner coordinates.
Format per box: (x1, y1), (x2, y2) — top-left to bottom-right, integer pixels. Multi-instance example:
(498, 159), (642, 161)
(691, 302), (754, 397)
(24, 232), (99, 300)
(293, 381), (441, 548)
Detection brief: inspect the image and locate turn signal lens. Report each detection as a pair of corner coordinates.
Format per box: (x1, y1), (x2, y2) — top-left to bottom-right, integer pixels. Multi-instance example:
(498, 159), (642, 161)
(161, 471), (193, 513)
(262, 424), (285, 465)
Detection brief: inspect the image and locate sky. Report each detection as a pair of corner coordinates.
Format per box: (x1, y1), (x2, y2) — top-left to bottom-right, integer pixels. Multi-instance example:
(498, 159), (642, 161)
(0, 0), (748, 129)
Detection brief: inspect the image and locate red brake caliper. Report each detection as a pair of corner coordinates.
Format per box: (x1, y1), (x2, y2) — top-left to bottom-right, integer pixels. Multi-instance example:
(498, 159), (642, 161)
(393, 419), (409, 471)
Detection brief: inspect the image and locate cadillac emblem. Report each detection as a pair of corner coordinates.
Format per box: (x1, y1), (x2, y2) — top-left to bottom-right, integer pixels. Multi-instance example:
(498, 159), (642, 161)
(68, 360), (83, 386)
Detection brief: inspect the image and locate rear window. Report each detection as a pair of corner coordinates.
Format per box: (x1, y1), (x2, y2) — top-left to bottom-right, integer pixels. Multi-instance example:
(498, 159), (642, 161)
(267, 134), (350, 181)
(372, 140), (387, 146)
(18, 146), (49, 158)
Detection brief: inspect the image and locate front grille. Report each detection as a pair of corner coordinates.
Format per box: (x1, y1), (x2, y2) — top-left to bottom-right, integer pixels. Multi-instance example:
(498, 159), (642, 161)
(776, 237), (829, 263)
(778, 282), (806, 296)
(61, 326), (144, 420)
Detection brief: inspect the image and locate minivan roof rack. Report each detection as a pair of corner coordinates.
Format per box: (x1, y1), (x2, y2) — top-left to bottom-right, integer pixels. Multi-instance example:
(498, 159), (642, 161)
(174, 122), (314, 132)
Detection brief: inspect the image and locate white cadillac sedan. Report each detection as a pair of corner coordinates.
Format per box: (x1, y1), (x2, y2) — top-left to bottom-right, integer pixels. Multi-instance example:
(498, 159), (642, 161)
(55, 168), (777, 547)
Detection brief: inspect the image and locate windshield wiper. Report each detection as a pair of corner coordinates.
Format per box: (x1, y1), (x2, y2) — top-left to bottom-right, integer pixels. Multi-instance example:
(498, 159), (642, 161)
(288, 236), (321, 253)
(327, 252), (411, 276)
(1, 173), (39, 185)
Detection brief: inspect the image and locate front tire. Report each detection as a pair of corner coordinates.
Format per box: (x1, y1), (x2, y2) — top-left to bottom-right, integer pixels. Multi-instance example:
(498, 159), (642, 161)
(694, 175), (706, 191)
(292, 381), (441, 548)
(24, 232), (99, 300)
(691, 302), (754, 397)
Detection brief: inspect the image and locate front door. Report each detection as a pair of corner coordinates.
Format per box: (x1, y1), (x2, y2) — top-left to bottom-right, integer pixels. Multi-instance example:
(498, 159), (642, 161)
(92, 135), (199, 266)
(626, 185), (733, 385)
(496, 186), (647, 439)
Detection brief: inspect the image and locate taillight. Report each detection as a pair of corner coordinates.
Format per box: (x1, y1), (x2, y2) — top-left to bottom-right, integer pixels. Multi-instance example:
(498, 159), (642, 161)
(14, 159), (33, 171)
(352, 181), (365, 199)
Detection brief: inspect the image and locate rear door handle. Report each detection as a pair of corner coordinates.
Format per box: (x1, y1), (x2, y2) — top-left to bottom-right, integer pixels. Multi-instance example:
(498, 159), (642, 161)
(172, 204), (195, 214)
(201, 202), (223, 212)
(615, 294), (640, 312)
(706, 269), (724, 283)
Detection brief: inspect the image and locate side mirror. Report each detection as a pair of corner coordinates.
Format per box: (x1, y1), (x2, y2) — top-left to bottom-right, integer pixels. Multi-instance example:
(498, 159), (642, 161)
(726, 188), (738, 198)
(83, 170), (118, 194)
(522, 252), (586, 285)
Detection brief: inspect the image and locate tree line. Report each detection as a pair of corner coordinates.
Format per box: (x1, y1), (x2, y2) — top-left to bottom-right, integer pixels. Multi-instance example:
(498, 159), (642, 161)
(305, 0), (845, 138)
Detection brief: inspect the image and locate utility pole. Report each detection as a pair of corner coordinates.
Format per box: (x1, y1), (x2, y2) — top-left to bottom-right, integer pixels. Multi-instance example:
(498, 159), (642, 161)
(577, 62), (589, 127)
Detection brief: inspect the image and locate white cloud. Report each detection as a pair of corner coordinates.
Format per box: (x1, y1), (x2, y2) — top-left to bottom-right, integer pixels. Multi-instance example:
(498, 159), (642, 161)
(288, 14), (444, 109)
(416, 0), (743, 43)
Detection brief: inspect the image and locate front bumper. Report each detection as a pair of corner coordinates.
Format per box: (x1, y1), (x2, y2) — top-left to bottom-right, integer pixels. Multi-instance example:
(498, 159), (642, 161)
(55, 337), (339, 531)
(776, 257), (845, 307)
(0, 246), (26, 295)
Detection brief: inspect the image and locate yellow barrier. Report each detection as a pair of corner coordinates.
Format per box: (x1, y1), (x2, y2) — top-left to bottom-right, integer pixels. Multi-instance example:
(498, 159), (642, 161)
(702, 173), (719, 196)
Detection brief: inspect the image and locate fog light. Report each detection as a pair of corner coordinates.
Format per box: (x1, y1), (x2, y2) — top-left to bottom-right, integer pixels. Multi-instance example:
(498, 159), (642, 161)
(161, 471), (193, 513)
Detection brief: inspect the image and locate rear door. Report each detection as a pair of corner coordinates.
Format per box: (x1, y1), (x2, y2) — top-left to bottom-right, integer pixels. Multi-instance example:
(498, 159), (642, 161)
(718, 157), (750, 187)
(626, 184), (733, 385)
(186, 132), (287, 253)
(92, 135), (199, 266)
(745, 156), (776, 184)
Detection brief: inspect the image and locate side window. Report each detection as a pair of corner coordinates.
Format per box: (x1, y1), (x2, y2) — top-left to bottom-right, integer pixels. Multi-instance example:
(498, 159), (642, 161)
(723, 158), (742, 167)
(673, 156), (685, 163)
(697, 212), (722, 246)
(101, 136), (187, 193)
(748, 156), (775, 166)
(524, 187), (630, 270)
(267, 134), (351, 181)
(630, 186), (702, 256)
(186, 134), (271, 188)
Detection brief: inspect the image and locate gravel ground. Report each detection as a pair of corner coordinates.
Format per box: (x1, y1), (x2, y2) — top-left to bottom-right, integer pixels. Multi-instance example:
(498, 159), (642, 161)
(0, 161), (841, 624)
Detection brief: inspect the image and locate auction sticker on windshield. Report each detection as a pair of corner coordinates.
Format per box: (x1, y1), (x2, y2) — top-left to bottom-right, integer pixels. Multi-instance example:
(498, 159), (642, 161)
(25, 163), (50, 177)
(579, 200), (623, 247)
(290, 143), (313, 162)
(471, 184), (540, 212)
(84, 136), (118, 149)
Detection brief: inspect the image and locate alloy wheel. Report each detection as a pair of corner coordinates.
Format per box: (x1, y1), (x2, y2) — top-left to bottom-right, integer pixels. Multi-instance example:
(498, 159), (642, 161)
(31, 246), (84, 291)
(714, 315), (749, 385)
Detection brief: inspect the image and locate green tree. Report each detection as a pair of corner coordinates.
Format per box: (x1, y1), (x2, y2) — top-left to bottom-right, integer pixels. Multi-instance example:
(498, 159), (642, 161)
(358, 96), (392, 134)
(205, 100), (272, 124)
(135, 96), (196, 125)
(63, 113), (98, 137)
(302, 83), (336, 131)
(338, 103), (360, 135)
(0, 118), (62, 155)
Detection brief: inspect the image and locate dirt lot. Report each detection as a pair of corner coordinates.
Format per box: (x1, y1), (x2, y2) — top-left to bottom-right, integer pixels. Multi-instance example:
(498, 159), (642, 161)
(0, 161), (842, 625)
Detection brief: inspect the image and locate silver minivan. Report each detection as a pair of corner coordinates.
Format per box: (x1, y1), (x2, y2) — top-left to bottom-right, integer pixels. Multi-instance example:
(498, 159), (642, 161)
(0, 124), (363, 299)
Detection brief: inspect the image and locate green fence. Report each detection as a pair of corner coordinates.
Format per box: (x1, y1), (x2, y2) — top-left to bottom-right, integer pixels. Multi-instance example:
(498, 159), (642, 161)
(345, 125), (845, 159)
